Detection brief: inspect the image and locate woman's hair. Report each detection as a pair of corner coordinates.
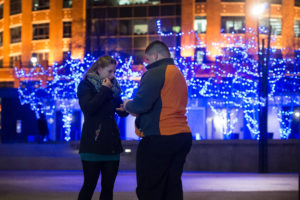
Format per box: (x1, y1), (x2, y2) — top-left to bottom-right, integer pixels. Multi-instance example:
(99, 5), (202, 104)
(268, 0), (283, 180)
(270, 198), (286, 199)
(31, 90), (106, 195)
(84, 55), (116, 78)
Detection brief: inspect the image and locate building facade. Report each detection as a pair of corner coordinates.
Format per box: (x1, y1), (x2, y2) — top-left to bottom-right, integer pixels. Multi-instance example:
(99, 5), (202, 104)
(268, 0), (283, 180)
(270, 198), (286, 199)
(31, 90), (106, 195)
(0, 0), (299, 86)
(0, 0), (86, 87)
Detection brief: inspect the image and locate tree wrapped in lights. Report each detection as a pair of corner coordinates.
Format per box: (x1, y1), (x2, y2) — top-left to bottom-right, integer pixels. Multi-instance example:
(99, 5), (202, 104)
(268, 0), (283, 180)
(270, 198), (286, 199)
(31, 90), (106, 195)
(15, 54), (141, 141)
(157, 19), (300, 139)
(15, 64), (55, 119)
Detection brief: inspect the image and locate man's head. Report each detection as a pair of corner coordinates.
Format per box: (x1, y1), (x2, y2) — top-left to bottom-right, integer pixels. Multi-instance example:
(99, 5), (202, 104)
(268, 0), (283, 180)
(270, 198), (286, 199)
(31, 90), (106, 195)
(144, 40), (171, 65)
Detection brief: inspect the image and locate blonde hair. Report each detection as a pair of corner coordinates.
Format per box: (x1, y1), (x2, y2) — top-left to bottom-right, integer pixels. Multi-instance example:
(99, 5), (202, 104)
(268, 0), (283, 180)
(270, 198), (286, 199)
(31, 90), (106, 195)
(84, 55), (116, 78)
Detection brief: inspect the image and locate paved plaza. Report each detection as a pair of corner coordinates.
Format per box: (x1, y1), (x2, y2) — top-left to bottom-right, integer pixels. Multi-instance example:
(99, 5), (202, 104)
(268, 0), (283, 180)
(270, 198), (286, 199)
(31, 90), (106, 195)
(0, 170), (297, 200)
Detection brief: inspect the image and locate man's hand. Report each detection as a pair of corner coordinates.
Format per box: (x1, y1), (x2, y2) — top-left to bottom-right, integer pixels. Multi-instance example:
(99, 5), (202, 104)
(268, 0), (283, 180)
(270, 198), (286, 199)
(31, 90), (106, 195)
(123, 99), (131, 108)
(122, 99), (138, 116)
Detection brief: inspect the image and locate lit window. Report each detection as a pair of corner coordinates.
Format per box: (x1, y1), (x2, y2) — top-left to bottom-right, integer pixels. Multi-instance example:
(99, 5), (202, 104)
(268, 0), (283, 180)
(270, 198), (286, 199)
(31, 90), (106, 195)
(63, 22), (72, 38)
(63, 0), (72, 8)
(134, 20), (148, 35)
(194, 17), (207, 33)
(32, 0), (49, 11)
(33, 23), (49, 40)
(10, 27), (22, 43)
(221, 16), (245, 34)
(259, 18), (282, 35)
(295, 20), (300, 38)
(32, 52), (49, 65)
(195, 48), (206, 63)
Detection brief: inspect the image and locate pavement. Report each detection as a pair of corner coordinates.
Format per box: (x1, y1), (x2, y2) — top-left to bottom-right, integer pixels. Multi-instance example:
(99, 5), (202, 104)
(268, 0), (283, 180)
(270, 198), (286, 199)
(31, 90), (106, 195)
(0, 170), (298, 200)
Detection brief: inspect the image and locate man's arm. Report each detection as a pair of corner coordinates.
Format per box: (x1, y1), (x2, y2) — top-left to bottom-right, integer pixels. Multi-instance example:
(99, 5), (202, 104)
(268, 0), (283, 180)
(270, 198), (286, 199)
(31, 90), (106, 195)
(125, 70), (163, 114)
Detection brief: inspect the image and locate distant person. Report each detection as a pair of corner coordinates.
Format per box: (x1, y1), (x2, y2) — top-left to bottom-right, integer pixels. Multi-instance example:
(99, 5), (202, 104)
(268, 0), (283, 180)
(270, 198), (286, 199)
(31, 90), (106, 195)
(37, 113), (49, 142)
(77, 55), (128, 200)
(123, 40), (192, 200)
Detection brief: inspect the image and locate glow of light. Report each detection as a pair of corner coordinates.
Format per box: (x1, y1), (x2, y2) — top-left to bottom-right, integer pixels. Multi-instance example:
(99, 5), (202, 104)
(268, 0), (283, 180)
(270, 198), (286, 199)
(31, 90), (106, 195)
(251, 3), (267, 17)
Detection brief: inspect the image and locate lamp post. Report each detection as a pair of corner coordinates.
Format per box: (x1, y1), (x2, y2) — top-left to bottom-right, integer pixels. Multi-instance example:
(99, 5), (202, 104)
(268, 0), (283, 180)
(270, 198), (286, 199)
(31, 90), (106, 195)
(31, 56), (38, 67)
(252, 1), (271, 173)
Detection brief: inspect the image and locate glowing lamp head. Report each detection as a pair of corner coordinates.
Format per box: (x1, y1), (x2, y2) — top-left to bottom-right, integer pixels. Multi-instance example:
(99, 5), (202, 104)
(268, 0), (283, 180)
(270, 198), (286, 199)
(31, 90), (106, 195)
(252, 3), (267, 17)
(31, 57), (38, 64)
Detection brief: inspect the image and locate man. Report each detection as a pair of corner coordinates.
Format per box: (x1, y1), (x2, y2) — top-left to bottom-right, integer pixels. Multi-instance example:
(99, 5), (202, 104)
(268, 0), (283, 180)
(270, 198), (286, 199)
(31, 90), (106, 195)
(124, 40), (192, 200)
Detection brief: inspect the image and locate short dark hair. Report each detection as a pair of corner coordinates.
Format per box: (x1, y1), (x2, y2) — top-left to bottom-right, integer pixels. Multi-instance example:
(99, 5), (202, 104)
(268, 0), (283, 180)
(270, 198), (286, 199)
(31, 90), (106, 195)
(145, 40), (170, 58)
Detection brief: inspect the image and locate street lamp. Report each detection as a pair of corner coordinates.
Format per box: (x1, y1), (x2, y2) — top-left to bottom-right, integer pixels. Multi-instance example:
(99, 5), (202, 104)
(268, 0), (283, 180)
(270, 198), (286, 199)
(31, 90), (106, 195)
(251, 3), (267, 17)
(31, 56), (38, 67)
(252, 1), (271, 173)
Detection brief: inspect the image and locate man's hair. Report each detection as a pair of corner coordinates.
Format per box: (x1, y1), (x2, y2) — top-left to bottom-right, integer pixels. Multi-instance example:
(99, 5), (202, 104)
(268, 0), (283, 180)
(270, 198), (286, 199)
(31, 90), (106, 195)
(145, 40), (170, 58)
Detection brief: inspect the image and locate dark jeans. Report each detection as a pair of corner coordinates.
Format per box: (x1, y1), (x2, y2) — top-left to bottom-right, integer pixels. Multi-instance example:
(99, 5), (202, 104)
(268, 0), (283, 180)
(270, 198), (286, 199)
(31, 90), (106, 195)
(78, 160), (119, 200)
(136, 133), (192, 200)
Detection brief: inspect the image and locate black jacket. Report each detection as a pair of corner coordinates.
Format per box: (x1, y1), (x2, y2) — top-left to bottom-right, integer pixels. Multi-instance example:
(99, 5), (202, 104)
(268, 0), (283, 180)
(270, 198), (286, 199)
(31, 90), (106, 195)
(77, 78), (128, 155)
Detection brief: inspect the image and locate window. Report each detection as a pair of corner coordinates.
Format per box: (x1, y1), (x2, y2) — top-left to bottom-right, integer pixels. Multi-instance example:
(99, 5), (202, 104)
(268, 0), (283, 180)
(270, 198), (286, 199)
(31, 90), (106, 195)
(194, 17), (207, 33)
(0, 59), (2, 68)
(106, 20), (118, 35)
(120, 7), (132, 18)
(92, 8), (106, 18)
(133, 50), (145, 64)
(32, 0), (49, 11)
(259, 18), (281, 35)
(134, 6), (147, 17)
(10, 0), (21, 15)
(0, 32), (2, 46)
(118, 37), (132, 49)
(149, 6), (159, 17)
(9, 55), (21, 68)
(270, 0), (281, 4)
(296, 0), (300, 7)
(196, 0), (206, 2)
(134, 37), (147, 49)
(134, 20), (148, 35)
(221, 0), (245, 2)
(295, 20), (300, 38)
(63, 0), (72, 8)
(195, 48), (206, 63)
(33, 23), (49, 40)
(10, 27), (21, 43)
(32, 52), (49, 65)
(93, 20), (106, 36)
(161, 5), (176, 16)
(148, 18), (159, 34)
(63, 22), (72, 38)
(119, 20), (132, 35)
(160, 18), (176, 33)
(107, 7), (118, 18)
(0, 4), (3, 19)
(221, 16), (245, 33)
(63, 52), (70, 63)
(118, 0), (154, 5)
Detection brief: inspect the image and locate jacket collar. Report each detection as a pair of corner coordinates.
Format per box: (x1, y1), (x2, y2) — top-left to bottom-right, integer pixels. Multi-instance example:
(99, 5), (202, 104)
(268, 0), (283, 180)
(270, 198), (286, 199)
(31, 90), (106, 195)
(146, 58), (174, 70)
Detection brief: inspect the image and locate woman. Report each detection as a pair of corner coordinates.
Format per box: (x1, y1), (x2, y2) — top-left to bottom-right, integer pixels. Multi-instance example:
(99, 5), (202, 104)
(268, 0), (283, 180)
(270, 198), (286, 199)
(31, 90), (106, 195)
(77, 55), (128, 200)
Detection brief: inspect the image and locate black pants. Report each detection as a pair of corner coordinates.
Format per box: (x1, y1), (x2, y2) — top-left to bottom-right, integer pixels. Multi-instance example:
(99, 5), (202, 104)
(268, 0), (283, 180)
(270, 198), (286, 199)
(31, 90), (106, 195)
(78, 160), (119, 200)
(136, 133), (192, 200)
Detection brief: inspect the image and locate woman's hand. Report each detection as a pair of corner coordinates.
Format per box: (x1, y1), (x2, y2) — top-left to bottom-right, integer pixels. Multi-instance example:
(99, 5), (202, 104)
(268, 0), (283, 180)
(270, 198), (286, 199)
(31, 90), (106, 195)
(102, 78), (112, 88)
